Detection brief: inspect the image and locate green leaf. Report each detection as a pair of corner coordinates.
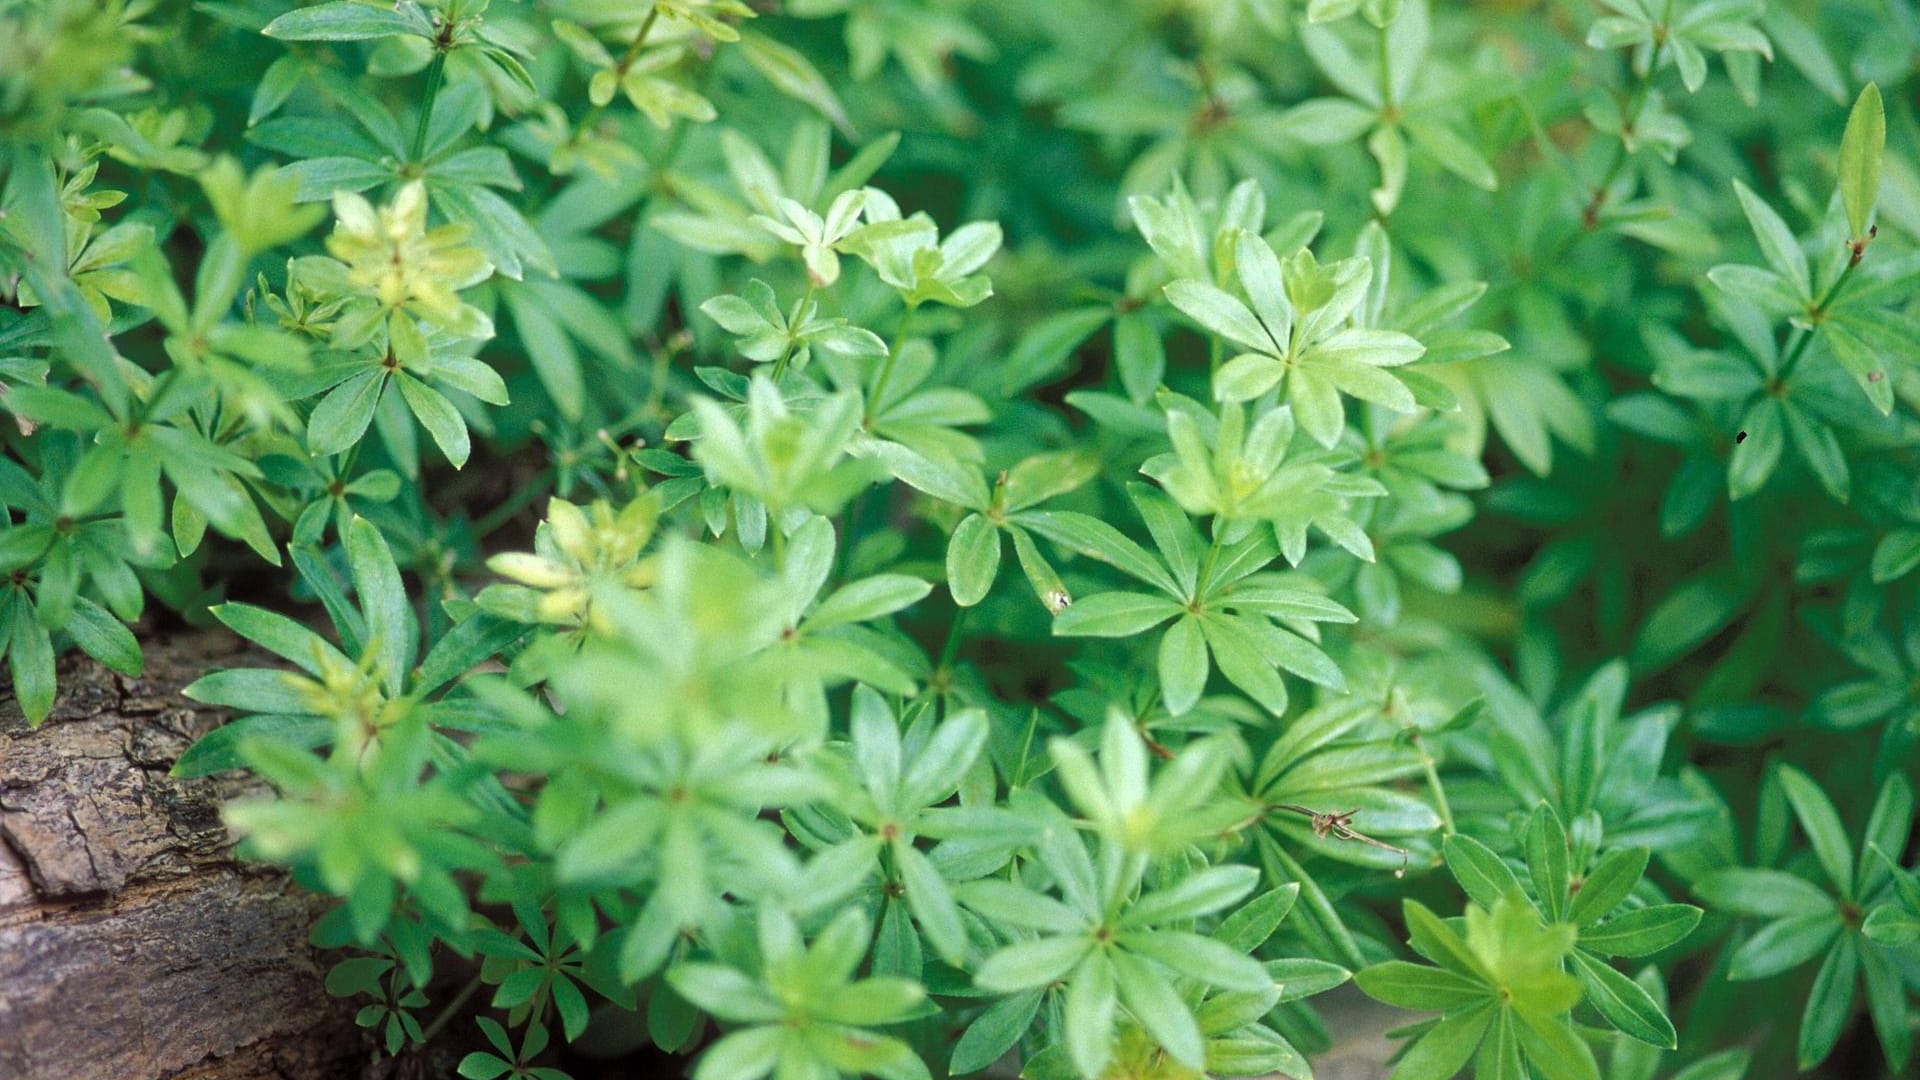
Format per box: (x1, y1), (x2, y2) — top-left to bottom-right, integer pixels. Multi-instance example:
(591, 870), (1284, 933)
(1727, 911), (1841, 980)
(895, 844), (967, 965)
(1579, 905), (1703, 958)
(1731, 180), (1808, 298)
(1525, 804), (1571, 921)
(1870, 528), (1920, 584)
(1064, 954), (1117, 1078)
(1568, 847), (1648, 926)
(1777, 765), (1855, 897)
(974, 935), (1092, 992)
(1355, 961), (1487, 1010)
(946, 513), (1000, 607)
(810, 574), (932, 629)
(210, 603), (351, 676)
(1695, 868), (1833, 918)
(1823, 321), (1894, 415)
(1213, 884), (1301, 954)
(1444, 834), (1524, 911)
(263, 1), (428, 41)
(1157, 616), (1208, 716)
(307, 369), (384, 456)
(9, 601), (55, 725)
(1111, 950), (1204, 1068)
(950, 989), (1043, 1075)
(1571, 950), (1675, 1047)
(1393, 1003), (1493, 1080)
(1727, 397), (1783, 501)
(1797, 935), (1858, 1070)
(737, 30), (851, 133)
(1513, 1008), (1600, 1080)
(64, 596), (141, 677)
(174, 713), (332, 777)
(396, 372), (472, 469)
(1838, 83), (1885, 240)
(346, 517), (414, 695)
(1052, 592), (1181, 637)
(1025, 511), (1180, 595)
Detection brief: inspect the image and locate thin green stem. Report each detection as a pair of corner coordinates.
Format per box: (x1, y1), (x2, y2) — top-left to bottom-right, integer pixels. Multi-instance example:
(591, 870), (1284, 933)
(866, 303), (918, 421)
(410, 49), (449, 164)
(417, 971), (485, 1045)
(771, 283), (817, 382)
(572, 7), (663, 139)
(474, 466), (556, 537)
(937, 605), (969, 671)
(1197, 525), (1225, 597)
(1582, 17), (1672, 228)
(1414, 735), (1456, 835)
(1778, 256), (1864, 380)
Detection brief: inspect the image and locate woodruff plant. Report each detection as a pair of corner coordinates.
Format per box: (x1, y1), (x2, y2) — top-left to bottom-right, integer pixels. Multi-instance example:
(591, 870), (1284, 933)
(3, 0), (1917, 1077)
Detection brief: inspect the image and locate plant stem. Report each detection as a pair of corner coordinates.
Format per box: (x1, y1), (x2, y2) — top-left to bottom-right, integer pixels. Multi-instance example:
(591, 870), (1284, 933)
(771, 283), (817, 381)
(1198, 525), (1225, 596)
(866, 303), (917, 422)
(410, 49), (449, 164)
(1414, 734), (1456, 835)
(937, 605), (968, 671)
(572, 7), (663, 139)
(1778, 254), (1864, 380)
(1581, 29), (1671, 228)
(417, 970), (485, 1045)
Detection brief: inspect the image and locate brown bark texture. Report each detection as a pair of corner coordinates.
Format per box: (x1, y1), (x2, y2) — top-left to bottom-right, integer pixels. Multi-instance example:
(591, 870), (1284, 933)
(0, 627), (370, 1079)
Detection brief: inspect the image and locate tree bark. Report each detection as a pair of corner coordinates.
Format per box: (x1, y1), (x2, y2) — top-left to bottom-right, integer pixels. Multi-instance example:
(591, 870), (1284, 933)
(0, 627), (370, 1079)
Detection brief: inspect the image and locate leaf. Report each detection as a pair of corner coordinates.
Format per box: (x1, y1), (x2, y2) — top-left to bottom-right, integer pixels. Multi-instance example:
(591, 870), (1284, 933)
(1025, 511), (1181, 595)
(1870, 529), (1920, 584)
(1727, 911), (1841, 980)
(1776, 765), (1855, 897)
(946, 513), (1000, 607)
(307, 369), (384, 456)
(211, 603), (350, 676)
(1444, 834), (1524, 911)
(1111, 951), (1205, 1068)
(1839, 83), (1885, 240)
(1571, 950), (1675, 1047)
(64, 596), (141, 677)
(950, 989), (1043, 1075)
(1726, 397), (1783, 501)
(1797, 936), (1858, 1070)
(974, 935), (1092, 992)
(1213, 884), (1301, 954)
(396, 373), (472, 468)
(9, 602), (55, 725)
(1694, 868), (1833, 919)
(347, 517), (415, 695)
(1157, 616), (1208, 716)
(1579, 905), (1703, 958)
(1393, 1003), (1494, 1080)
(738, 30), (852, 133)
(263, 2), (428, 41)
(809, 575), (932, 629)
(1525, 804), (1571, 921)
(1568, 847), (1648, 926)
(1163, 281), (1271, 353)
(1731, 181), (1808, 299)
(1354, 961), (1487, 1010)
(1823, 321), (1894, 415)
(173, 714), (333, 777)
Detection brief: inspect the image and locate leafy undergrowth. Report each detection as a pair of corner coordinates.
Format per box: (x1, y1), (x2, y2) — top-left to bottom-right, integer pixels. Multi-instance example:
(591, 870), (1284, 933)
(3, 1), (1919, 1078)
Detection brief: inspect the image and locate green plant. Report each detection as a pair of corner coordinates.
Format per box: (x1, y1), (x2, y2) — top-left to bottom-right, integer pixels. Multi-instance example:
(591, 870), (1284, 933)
(5, 0), (1920, 1077)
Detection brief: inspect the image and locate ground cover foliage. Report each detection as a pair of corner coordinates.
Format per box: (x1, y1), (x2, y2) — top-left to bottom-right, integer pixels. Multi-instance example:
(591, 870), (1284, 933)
(3, 0), (1919, 1077)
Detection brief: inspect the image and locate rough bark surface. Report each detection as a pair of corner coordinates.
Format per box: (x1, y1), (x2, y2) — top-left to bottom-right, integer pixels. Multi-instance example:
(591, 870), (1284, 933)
(0, 627), (370, 1080)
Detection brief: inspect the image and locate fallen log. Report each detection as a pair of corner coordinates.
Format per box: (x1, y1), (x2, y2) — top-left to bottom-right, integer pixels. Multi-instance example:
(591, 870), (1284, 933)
(0, 627), (369, 1079)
